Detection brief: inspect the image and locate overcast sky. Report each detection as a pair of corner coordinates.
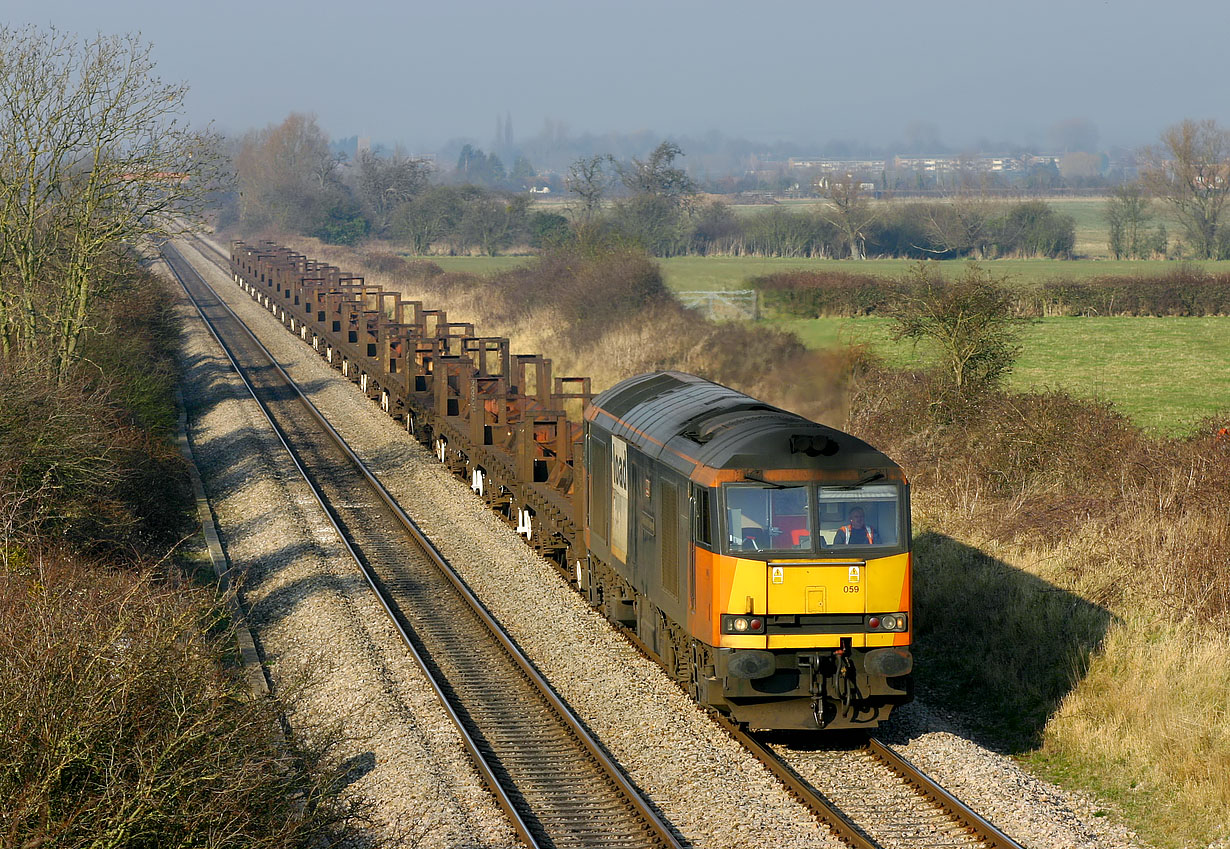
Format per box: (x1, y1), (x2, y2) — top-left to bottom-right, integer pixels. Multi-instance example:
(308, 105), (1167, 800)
(6, 0), (1227, 152)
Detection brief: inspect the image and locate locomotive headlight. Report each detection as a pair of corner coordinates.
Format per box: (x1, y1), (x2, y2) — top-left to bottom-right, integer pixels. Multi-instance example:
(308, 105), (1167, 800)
(721, 614), (766, 634)
(867, 614), (908, 632)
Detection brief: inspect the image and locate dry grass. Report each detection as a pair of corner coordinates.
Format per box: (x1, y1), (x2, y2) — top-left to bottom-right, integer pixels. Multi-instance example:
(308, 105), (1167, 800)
(1031, 617), (1230, 848)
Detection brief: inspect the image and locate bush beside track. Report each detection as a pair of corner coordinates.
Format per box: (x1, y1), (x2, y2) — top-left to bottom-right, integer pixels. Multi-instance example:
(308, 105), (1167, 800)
(0, 257), (361, 848)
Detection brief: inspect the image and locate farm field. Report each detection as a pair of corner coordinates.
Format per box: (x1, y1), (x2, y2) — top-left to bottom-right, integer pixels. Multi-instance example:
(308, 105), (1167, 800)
(776, 315), (1230, 435)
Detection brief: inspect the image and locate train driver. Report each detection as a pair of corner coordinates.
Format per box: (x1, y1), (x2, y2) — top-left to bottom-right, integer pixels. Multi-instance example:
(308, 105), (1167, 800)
(833, 506), (877, 545)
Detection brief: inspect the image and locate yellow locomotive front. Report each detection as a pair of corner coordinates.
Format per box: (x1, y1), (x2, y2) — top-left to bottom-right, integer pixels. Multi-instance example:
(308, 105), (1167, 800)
(584, 371), (912, 731)
(694, 472), (912, 729)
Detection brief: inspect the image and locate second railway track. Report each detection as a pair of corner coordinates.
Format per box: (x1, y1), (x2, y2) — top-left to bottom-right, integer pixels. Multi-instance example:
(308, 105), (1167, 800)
(163, 241), (682, 849)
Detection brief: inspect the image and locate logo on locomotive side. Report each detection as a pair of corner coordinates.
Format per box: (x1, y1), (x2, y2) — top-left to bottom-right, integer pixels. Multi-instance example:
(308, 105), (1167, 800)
(610, 437), (629, 562)
(612, 449), (627, 491)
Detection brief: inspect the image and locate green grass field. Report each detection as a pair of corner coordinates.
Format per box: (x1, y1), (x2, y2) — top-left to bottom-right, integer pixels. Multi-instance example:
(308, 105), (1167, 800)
(416, 255), (531, 275)
(776, 315), (1230, 434)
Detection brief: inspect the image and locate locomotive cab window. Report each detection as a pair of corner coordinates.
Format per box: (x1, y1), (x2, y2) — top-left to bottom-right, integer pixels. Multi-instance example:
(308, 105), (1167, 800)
(817, 484), (899, 547)
(724, 485), (812, 553)
(693, 487), (712, 548)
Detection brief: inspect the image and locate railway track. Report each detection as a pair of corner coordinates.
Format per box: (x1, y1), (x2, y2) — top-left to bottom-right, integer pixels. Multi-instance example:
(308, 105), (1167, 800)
(177, 235), (1030, 849)
(163, 240), (682, 849)
(743, 729), (1027, 849)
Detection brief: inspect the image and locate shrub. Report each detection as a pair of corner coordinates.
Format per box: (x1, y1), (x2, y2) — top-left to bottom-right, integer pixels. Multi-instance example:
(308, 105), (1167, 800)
(312, 199), (371, 247)
(888, 262), (1026, 396)
(688, 201), (740, 254)
(527, 211), (572, 249)
(1000, 201), (1075, 258)
(361, 251), (410, 274)
(738, 208), (841, 257)
(493, 246), (671, 337)
(0, 263), (192, 556)
(0, 557), (359, 847)
(756, 269), (904, 317)
(607, 194), (691, 256)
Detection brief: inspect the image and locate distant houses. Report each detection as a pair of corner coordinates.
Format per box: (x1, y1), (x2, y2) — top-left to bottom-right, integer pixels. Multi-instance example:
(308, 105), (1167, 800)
(786, 154), (1063, 176)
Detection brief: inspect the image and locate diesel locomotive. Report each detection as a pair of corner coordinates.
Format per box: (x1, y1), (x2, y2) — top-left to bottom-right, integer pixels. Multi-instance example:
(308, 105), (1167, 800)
(225, 240), (913, 730)
(584, 372), (912, 729)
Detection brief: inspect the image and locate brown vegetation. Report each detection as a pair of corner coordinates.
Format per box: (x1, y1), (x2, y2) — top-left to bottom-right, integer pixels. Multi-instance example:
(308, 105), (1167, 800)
(0, 265), (190, 559)
(0, 557), (359, 848)
(303, 238), (852, 422)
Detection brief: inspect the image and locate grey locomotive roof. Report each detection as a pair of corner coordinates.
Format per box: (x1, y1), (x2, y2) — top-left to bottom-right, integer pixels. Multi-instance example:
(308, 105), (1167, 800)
(587, 371), (897, 478)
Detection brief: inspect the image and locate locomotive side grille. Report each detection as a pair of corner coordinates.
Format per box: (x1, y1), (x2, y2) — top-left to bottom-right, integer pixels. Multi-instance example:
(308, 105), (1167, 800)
(589, 436), (610, 542)
(660, 481), (679, 598)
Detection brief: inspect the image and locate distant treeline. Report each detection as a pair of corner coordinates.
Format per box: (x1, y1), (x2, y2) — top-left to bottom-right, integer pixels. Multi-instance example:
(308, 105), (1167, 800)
(681, 198), (1075, 259)
(224, 117), (1077, 259)
(758, 264), (1230, 318)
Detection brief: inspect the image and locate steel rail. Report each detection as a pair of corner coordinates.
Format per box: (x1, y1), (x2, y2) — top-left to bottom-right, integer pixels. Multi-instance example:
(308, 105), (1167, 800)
(717, 714), (877, 847)
(164, 240), (682, 849)
(867, 738), (1027, 849)
(729, 718), (1028, 849)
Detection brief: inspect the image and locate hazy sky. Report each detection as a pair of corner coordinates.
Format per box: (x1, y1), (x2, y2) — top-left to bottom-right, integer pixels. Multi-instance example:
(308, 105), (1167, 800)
(6, 0), (1227, 152)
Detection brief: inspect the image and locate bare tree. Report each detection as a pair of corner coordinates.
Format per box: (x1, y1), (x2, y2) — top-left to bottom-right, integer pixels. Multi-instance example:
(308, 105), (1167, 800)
(819, 174), (877, 260)
(0, 27), (221, 377)
(1140, 119), (1230, 259)
(565, 154), (615, 225)
(233, 113), (337, 232)
(356, 150), (430, 234)
(390, 186), (465, 254)
(459, 193), (528, 256)
(1105, 183), (1158, 259)
(919, 193), (1000, 258)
